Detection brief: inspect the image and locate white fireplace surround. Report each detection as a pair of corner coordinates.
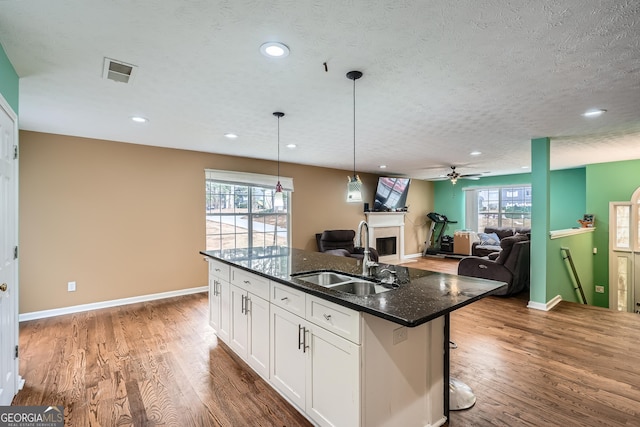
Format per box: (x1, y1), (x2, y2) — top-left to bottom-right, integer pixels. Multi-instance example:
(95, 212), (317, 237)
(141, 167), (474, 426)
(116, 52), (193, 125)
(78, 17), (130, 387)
(365, 212), (405, 263)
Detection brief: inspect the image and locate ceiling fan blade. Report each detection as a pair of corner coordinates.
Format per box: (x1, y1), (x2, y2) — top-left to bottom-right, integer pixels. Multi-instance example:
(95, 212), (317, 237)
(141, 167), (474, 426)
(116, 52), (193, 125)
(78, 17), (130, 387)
(460, 173), (482, 178)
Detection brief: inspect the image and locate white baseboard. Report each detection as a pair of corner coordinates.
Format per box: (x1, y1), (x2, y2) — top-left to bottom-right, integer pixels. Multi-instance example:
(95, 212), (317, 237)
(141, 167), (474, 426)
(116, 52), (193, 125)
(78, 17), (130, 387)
(19, 286), (208, 322)
(403, 252), (422, 260)
(527, 294), (562, 311)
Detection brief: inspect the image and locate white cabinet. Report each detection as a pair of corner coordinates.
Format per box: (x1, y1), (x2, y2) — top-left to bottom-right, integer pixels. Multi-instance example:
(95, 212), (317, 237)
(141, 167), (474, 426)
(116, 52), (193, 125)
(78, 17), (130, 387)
(270, 296), (360, 427)
(306, 320), (360, 427)
(270, 305), (307, 409)
(208, 259), (230, 343)
(206, 258), (445, 427)
(229, 268), (270, 379)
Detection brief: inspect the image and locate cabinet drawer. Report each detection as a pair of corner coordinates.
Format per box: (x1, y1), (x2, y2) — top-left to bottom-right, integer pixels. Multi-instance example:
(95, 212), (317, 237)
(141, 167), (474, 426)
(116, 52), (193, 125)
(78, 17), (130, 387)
(208, 259), (230, 281)
(271, 282), (305, 316)
(306, 295), (361, 344)
(231, 268), (270, 300)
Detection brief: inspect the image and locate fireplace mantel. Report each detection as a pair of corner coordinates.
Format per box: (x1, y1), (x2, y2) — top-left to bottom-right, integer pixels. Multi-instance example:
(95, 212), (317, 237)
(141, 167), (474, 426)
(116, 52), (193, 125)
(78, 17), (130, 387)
(365, 212), (406, 262)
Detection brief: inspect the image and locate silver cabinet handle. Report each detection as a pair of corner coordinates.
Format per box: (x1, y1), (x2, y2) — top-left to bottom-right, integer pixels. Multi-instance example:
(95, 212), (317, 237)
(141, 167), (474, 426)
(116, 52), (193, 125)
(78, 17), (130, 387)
(323, 314), (332, 321)
(245, 295), (251, 315)
(302, 327), (309, 353)
(213, 280), (220, 296)
(244, 280), (251, 285)
(281, 296), (289, 302)
(298, 324), (304, 350)
(241, 294), (246, 314)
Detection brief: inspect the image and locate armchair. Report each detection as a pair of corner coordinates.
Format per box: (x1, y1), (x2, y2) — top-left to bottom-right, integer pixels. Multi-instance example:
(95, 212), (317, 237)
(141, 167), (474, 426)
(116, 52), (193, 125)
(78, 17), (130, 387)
(315, 230), (379, 262)
(457, 234), (530, 296)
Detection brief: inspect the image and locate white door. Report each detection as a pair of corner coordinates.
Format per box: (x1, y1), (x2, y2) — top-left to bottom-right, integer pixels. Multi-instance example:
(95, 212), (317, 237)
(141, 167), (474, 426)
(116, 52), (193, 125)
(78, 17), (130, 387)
(306, 325), (360, 427)
(229, 284), (249, 357)
(217, 280), (231, 343)
(609, 191), (640, 313)
(247, 293), (269, 378)
(270, 305), (306, 409)
(0, 95), (19, 406)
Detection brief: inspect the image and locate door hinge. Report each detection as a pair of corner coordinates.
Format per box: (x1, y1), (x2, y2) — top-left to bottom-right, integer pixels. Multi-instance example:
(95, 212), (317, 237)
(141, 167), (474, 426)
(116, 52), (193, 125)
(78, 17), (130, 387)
(13, 145), (18, 160)
(14, 246), (18, 260)
(15, 345), (18, 359)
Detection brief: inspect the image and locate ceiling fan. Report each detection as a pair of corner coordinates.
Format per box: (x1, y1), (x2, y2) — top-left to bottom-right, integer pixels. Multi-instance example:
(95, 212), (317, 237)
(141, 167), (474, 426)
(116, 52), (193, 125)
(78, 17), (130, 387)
(440, 166), (482, 184)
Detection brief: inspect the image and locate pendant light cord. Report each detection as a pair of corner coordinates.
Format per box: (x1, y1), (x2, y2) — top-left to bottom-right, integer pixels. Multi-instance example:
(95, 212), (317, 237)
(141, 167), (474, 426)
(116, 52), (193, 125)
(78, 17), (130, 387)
(277, 115), (281, 180)
(352, 76), (356, 178)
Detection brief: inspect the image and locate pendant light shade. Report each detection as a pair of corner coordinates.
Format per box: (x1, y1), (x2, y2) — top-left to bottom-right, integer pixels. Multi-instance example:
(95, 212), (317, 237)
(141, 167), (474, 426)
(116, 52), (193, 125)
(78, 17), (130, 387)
(346, 70), (363, 203)
(273, 112), (285, 208)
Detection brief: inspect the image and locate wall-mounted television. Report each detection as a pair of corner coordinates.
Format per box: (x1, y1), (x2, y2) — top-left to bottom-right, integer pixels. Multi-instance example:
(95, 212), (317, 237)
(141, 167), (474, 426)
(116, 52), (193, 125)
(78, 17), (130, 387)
(372, 177), (411, 211)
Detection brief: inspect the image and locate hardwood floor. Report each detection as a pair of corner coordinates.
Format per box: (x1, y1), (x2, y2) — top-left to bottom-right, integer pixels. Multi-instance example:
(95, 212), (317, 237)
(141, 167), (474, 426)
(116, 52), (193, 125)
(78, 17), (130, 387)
(13, 293), (312, 427)
(449, 296), (640, 426)
(398, 255), (460, 275)
(14, 257), (640, 426)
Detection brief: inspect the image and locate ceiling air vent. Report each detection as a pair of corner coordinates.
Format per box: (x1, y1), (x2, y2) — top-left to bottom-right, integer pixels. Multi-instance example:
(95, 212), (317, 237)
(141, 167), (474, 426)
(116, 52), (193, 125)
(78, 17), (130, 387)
(103, 58), (137, 84)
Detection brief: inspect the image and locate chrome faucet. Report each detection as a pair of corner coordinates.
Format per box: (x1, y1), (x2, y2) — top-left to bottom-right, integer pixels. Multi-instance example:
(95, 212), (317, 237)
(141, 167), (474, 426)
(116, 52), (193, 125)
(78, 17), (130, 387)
(378, 268), (397, 285)
(356, 220), (377, 276)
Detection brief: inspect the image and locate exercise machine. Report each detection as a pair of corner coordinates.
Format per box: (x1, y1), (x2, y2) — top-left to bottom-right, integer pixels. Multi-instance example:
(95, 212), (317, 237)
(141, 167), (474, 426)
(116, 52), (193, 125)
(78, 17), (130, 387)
(423, 212), (457, 255)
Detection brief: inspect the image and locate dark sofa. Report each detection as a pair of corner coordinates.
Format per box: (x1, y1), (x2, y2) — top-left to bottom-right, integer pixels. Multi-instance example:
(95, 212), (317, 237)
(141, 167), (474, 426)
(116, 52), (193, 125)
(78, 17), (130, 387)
(458, 233), (530, 296)
(472, 226), (531, 257)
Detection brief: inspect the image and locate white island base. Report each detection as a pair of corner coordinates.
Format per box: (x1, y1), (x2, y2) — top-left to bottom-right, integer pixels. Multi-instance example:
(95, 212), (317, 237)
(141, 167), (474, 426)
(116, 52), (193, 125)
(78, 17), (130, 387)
(207, 258), (449, 427)
(361, 313), (446, 427)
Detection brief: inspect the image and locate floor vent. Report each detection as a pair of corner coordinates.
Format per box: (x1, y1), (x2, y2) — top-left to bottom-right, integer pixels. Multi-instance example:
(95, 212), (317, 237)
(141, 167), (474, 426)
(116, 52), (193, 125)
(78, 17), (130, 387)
(103, 58), (137, 84)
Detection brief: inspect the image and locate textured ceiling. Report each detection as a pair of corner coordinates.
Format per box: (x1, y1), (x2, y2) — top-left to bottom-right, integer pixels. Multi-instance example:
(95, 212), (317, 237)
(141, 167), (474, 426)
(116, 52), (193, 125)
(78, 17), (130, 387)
(1, 0), (639, 180)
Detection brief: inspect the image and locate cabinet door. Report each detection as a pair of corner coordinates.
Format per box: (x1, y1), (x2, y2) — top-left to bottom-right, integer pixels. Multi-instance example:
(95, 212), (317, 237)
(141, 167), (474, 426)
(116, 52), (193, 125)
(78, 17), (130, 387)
(229, 284), (249, 358)
(307, 324), (361, 427)
(217, 280), (231, 343)
(209, 276), (220, 331)
(270, 305), (307, 410)
(247, 294), (270, 379)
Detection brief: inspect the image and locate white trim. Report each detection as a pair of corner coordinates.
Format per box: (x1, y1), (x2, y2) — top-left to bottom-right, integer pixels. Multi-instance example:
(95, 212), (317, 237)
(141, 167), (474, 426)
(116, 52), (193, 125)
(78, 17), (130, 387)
(462, 183), (532, 191)
(527, 294), (562, 311)
(19, 286), (208, 321)
(403, 252), (422, 260)
(205, 168), (294, 191)
(549, 227), (595, 239)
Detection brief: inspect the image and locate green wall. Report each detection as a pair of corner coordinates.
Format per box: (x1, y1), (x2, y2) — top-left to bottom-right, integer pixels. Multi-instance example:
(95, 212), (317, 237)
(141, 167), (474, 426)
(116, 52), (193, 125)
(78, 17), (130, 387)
(0, 43), (19, 112)
(586, 159), (640, 307)
(548, 231), (595, 304)
(433, 167), (586, 234)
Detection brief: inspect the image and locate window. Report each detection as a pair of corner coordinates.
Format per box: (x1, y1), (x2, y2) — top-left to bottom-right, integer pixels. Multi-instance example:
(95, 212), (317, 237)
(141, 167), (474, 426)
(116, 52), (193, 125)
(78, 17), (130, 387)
(465, 185), (532, 232)
(205, 170), (292, 250)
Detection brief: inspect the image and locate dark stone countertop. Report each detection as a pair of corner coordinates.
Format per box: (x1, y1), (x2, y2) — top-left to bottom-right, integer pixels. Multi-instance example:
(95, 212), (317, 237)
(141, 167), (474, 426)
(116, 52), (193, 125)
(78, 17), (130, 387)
(200, 246), (506, 328)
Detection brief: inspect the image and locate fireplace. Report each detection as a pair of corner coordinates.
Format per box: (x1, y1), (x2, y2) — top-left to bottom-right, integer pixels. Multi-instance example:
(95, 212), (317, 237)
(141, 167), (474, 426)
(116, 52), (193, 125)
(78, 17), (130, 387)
(376, 236), (397, 257)
(365, 212), (406, 263)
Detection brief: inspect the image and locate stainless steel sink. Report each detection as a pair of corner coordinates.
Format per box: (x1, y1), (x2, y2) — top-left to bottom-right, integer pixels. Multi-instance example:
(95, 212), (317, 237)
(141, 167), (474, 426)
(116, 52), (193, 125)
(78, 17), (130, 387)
(292, 271), (355, 287)
(291, 271), (394, 296)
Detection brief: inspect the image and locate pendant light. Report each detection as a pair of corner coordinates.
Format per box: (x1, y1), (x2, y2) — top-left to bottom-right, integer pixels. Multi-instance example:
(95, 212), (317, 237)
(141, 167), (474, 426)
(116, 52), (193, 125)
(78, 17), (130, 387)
(273, 112), (285, 208)
(346, 70), (363, 203)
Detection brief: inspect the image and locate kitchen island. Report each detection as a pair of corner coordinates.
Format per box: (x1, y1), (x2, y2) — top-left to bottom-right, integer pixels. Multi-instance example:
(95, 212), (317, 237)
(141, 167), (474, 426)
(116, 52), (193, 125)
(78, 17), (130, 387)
(201, 246), (505, 427)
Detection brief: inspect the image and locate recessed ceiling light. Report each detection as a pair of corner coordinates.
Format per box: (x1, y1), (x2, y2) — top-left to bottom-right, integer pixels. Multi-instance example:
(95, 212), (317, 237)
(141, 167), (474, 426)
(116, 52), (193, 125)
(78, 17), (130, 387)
(470, 151), (482, 156)
(224, 133), (238, 139)
(131, 116), (148, 123)
(286, 143), (297, 149)
(379, 165), (387, 169)
(582, 109), (606, 118)
(260, 42), (290, 58)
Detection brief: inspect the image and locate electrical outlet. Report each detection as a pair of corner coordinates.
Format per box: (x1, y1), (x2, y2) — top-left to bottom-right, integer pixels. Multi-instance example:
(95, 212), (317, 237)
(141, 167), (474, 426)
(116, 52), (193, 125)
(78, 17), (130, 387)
(593, 247), (598, 254)
(67, 281), (76, 292)
(393, 327), (407, 345)
(595, 285), (604, 293)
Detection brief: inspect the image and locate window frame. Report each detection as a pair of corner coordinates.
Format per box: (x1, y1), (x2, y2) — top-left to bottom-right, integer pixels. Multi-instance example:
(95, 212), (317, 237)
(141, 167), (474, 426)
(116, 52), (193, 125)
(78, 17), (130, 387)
(465, 184), (532, 232)
(205, 169), (293, 250)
